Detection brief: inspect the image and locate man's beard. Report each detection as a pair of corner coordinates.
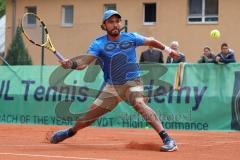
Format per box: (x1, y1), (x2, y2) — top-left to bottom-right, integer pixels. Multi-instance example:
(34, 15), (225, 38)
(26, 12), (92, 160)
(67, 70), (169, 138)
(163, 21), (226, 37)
(107, 28), (120, 37)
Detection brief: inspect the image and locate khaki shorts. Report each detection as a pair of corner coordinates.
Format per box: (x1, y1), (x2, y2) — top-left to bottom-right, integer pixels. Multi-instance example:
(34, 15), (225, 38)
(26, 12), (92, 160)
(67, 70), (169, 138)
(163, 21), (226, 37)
(93, 79), (146, 111)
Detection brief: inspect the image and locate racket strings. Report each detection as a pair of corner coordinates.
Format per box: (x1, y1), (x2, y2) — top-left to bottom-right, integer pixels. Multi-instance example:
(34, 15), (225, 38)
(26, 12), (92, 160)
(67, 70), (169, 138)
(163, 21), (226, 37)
(22, 13), (48, 46)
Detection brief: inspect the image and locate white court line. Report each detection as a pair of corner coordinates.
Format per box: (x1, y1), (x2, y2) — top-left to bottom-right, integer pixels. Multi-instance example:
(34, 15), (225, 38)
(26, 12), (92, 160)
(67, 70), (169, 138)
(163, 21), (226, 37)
(209, 140), (240, 143)
(0, 142), (127, 147)
(1, 140), (239, 148)
(0, 152), (111, 160)
(177, 140), (240, 147)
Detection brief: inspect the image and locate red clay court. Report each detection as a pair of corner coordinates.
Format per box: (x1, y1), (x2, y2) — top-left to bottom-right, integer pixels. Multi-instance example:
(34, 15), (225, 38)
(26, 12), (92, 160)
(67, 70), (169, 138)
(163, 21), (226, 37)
(0, 124), (239, 160)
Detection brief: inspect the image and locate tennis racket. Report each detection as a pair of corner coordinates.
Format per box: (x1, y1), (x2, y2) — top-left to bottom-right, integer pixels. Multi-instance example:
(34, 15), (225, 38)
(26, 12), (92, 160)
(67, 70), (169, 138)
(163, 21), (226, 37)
(21, 12), (65, 62)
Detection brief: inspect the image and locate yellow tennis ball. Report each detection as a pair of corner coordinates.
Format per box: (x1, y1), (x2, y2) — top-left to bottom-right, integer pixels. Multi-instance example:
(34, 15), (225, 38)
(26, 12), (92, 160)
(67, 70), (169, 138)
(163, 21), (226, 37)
(210, 29), (220, 39)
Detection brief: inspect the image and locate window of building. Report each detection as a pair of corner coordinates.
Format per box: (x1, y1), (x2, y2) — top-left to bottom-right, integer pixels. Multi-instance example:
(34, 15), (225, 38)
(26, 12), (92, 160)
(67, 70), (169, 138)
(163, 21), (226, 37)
(104, 4), (116, 11)
(25, 6), (37, 26)
(144, 3), (156, 25)
(188, 0), (218, 23)
(61, 5), (73, 27)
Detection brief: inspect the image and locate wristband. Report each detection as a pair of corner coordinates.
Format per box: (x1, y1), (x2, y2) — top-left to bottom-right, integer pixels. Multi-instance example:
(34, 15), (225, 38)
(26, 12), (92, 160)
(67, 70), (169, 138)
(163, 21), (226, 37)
(163, 46), (172, 54)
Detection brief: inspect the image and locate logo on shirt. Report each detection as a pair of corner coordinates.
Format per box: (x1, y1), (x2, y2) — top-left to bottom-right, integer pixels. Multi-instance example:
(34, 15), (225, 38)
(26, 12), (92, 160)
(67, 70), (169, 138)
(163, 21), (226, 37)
(104, 41), (134, 52)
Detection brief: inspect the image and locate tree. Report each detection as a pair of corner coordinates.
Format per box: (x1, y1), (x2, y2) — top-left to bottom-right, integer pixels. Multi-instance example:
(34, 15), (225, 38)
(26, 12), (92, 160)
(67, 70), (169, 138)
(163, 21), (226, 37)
(0, 0), (6, 18)
(4, 26), (32, 65)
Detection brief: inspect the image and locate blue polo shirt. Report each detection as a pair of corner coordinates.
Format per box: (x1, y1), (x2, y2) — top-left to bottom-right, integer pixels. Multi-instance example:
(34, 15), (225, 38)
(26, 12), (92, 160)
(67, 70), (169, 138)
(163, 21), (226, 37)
(87, 32), (145, 84)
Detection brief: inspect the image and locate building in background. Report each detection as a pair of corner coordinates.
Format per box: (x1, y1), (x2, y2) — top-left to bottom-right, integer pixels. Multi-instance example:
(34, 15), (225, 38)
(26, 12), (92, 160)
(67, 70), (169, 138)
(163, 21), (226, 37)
(4, 0), (240, 65)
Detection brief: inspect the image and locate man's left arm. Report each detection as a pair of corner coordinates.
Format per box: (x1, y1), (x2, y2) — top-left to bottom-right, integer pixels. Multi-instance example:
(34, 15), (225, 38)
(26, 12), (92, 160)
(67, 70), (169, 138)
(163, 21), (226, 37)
(143, 37), (179, 60)
(220, 54), (236, 63)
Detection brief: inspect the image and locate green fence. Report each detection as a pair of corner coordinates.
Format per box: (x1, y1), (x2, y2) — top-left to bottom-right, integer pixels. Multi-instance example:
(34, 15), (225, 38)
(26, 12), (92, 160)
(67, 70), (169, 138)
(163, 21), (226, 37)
(0, 64), (240, 131)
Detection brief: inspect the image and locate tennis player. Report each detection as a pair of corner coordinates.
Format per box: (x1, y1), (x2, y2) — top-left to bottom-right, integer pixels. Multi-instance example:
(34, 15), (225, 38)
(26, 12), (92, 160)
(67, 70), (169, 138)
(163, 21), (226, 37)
(50, 10), (179, 152)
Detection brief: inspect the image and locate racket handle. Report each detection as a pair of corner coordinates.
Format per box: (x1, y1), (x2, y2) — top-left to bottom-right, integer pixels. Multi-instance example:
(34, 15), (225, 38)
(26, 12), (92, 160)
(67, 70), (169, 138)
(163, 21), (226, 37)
(54, 51), (65, 62)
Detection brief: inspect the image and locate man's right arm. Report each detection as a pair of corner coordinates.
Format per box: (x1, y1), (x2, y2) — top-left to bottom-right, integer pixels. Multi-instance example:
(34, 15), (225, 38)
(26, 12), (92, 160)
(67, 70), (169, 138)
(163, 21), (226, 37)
(61, 55), (96, 70)
(61, 39), (100, 70)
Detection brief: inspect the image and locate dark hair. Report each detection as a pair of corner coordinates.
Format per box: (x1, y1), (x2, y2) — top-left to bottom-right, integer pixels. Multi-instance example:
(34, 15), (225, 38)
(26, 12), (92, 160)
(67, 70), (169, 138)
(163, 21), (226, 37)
(100, 24), (106, 31)
(221, 43), (228, 48)
(204, 46), (211, 51)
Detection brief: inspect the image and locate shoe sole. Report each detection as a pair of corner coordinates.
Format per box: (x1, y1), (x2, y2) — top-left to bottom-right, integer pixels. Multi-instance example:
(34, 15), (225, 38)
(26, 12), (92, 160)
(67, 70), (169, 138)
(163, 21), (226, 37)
(50, 132), (64, 144)
(50, 136), (59, 144)
(160, 146), (178, 152)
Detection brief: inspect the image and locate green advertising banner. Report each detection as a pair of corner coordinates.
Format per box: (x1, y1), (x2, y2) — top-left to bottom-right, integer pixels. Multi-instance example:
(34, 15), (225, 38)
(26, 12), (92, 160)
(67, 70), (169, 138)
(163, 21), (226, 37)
(0, 64), (240, 131)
